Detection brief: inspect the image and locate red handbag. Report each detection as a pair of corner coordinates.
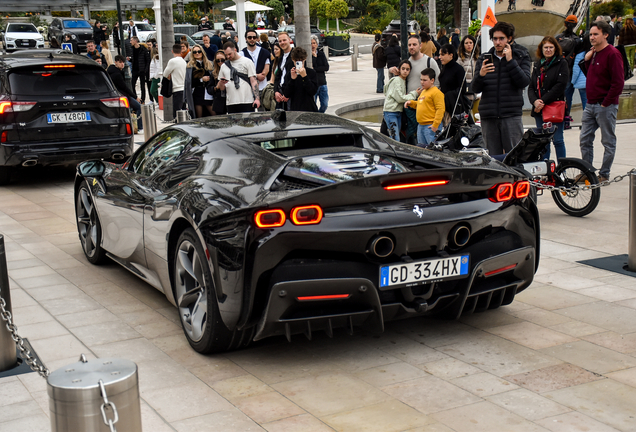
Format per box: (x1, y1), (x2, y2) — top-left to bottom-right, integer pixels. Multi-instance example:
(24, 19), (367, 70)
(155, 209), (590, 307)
(542, 100), (566, 123)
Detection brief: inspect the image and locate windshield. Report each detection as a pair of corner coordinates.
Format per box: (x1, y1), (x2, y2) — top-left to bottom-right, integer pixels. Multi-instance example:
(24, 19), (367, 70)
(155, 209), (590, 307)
(136, 23), (154, 31)
(7, 24), (38, 33)
(63, 20), (92, 29)
(9, 67), (113, 96)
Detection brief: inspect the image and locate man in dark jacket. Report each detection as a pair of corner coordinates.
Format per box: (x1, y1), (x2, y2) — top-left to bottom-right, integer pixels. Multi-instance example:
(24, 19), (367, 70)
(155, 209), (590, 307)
(130, 36), (151, 103)
(556, 15), (582, 129)
(311, 35), (329, 112)
(283, 47), (318, 111)
(372, 34), (386, 93)
(108, 55), (142, 131)
(210, 30), (223, 50)
(471, 21), (531, 155)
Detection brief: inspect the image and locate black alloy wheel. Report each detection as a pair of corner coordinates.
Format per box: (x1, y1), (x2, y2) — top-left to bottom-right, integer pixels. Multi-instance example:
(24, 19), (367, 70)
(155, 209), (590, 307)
(76, 181), (107, 264)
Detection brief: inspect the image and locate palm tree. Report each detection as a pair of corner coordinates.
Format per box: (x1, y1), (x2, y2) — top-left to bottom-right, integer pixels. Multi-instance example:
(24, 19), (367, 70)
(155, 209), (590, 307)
(461, 0), (470, 37)
(294, 0), (313, 68)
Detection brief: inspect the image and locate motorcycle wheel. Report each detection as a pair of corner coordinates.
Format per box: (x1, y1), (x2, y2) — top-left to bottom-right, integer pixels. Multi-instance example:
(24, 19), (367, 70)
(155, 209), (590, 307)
(550, 159), (601, 217)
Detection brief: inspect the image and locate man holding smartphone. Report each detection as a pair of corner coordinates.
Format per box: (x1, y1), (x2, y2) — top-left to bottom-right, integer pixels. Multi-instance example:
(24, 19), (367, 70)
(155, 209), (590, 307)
(218, 41), (261, 113)
(471, 22), (531, 155)
(282, 47), (319, 111)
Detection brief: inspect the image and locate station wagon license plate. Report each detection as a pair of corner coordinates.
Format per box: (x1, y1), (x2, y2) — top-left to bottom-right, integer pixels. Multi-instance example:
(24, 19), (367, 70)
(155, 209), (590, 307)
(47, 112), (91, 124)
(379, 255), (470, 288)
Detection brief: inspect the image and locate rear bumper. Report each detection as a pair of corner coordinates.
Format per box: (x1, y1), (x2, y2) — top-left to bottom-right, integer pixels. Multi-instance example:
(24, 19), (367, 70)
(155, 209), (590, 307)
(0, 136), (134, 167)
(254, 246), (535, 341)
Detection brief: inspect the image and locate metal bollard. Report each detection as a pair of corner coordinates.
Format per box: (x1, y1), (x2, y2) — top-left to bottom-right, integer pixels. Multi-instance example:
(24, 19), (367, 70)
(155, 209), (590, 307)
(629, 172), (636, 271)
(141, 103), (157, 142)
(48, 355), (142, 432)
(176, 109), (189, 123)
(351, 44), (358, 71)
(323, 45), (329, 61)
(0, 234), (17, 372)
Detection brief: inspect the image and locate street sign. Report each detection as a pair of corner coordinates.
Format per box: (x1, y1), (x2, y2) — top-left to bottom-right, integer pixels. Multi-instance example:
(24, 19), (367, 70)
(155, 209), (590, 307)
(62, 43), (72, 51)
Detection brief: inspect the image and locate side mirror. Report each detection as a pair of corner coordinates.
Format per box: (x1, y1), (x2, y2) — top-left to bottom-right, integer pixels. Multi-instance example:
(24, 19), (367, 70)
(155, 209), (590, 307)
(78, 160), (105, 177)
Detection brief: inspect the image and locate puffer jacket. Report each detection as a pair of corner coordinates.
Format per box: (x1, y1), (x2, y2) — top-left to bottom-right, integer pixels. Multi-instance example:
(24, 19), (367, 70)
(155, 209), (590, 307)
(385, 45), (402, 69)
(527, 55), (569, 119)
(470, 43), (531, 119)
(571, 51), (586, 90)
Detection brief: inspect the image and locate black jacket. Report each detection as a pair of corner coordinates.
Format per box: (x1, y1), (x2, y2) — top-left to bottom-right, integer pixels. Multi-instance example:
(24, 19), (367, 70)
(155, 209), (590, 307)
(282, 67), (318, 112)
(132, 45), (150, 73)
(274, 50), (295, 95)
(439, 60), (467, 114)
(312, 49), (329, 86)
(470, 43), (532, 119)
(210, 35), (223, 50)
(385, 45), (401, 69)
(107, 65), (136, 101)
(527, 55), (569, 119)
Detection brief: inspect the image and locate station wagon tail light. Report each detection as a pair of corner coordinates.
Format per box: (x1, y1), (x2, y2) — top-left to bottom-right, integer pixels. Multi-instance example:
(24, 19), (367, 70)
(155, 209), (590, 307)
(255, 209), (286, 228)
(101, 97), (129, 108)
(291, 205), (323, 225)
(0, 102), (36, 113)
(514, 181), (530, 199)
(383, 179), (449, 190)
(489, 183), (514, 202)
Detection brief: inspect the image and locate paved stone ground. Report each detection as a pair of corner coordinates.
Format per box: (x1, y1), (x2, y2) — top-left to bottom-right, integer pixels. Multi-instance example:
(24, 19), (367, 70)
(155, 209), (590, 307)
(1, 55), (636, 432)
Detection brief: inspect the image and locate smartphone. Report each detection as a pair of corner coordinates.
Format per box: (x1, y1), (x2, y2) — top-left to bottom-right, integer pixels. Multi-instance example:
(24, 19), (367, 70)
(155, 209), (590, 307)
(295, 61), (303, 69)
(483, 54), (493, 64)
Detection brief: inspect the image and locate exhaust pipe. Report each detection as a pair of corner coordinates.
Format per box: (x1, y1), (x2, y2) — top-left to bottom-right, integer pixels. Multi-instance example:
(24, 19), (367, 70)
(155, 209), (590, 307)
(369, 236), (395, 258)
(449, 225), (471, 249)
(22, 159), (38, 167)
(112, 152), (125, 161)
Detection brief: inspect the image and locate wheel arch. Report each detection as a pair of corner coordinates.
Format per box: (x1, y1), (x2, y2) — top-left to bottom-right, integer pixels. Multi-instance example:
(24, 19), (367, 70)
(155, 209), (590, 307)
(165, 217), (194, 306)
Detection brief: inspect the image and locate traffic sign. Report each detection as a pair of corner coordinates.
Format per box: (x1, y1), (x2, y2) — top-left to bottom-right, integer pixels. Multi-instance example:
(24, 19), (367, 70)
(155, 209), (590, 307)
(62, 43), (72, 52)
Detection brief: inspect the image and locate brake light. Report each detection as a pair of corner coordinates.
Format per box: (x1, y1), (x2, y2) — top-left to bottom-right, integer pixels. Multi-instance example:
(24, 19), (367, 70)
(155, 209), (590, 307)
(514, 181), (530, 199)
(1, 131), (6, 143)
(489, 183), (514, 202)
(125, 123), (132, 135)
(291, 205), (323, 225)
(384, 179), (449, 190)
(44, 64), (75, 68)
(101, 97), (129, 108)
(297, 294), (350, 301)
(484, 263), (517, 277)
(254, 209), (286, 228)
(0, 102), (36, 113)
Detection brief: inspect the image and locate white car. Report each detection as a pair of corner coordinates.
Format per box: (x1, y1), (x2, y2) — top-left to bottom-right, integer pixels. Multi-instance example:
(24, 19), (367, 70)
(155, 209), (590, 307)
(3, 23), (45, 52)
(123, 21), (155, 42)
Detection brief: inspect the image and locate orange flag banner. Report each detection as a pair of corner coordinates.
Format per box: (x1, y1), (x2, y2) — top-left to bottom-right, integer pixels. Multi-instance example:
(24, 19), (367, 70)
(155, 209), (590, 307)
(483, 6), (498, 27)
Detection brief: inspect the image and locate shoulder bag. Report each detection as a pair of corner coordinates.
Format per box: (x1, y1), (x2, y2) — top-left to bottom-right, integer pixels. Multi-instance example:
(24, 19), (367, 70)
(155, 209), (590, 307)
(160, 76), (173, 98)
(537, 74), (565, 123)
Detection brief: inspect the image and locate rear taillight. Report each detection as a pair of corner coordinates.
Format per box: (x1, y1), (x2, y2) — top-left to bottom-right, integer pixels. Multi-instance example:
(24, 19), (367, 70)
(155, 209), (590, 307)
(1, 131), (7, 143)
(291, 205), (323, 225)
(489, 183), (514, 202)
(125, 123), (132, 135)
(254, 209), (286, 228)
(0, 102), (36, 113)
(514, 181), (530, 199)
(101, 97), (129, 108)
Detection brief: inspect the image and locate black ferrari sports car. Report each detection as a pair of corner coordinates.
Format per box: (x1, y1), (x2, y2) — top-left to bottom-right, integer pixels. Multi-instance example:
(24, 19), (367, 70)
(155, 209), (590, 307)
(75, 112), (540, 353)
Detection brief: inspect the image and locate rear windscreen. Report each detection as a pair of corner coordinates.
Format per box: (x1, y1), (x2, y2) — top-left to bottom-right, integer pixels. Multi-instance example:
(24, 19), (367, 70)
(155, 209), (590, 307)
(8, 67), (113, 96)
(258, 134), (363, 152)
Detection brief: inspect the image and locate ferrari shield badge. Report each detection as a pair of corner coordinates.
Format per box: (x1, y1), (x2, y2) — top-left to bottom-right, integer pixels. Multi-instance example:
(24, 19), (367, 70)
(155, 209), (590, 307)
(413, 205), (423, 218)
(93, 178), (98, 186)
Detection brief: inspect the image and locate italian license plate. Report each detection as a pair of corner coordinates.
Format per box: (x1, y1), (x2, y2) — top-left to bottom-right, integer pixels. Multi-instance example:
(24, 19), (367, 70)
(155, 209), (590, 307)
(47, 112), (91, 124)
(380, 255), (470, 288)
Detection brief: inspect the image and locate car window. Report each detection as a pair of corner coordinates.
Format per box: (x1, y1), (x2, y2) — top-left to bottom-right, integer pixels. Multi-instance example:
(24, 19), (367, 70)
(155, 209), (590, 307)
(132, 130), (191, 177)
(8, 67), (114, 96)
(7, 24), (38, 33)
(63, 20), (92, 29)
(136, 23), (154, 31)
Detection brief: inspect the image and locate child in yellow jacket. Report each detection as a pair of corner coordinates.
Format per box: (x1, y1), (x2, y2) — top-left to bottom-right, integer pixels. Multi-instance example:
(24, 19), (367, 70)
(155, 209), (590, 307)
(404, 68), (445, 146)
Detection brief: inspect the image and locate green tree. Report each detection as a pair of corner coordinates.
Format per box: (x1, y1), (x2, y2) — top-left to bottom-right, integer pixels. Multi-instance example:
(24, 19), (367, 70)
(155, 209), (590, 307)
(266, 0), (285, 21)
(309, 0), (326, 27)
(326, 0), (349, 33)
(591, 0), (627, 18)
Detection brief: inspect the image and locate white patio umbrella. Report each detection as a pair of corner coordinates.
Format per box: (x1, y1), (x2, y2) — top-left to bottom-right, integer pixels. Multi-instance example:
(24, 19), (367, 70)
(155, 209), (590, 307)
(223, 1), (273, 12)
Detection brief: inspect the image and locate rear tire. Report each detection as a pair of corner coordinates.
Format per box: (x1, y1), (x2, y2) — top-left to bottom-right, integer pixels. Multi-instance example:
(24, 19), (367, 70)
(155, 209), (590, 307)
(173, 228), (253, 353)
(551, 160), (601, 217)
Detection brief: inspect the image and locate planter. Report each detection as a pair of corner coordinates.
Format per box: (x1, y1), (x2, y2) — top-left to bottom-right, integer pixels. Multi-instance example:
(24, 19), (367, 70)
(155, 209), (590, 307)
(326, 35), (350, 56)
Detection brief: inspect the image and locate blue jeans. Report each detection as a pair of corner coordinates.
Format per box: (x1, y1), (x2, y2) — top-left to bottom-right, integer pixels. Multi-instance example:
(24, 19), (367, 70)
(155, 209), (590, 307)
(129, 98), (142, 130)
(535, 117), (565, 160)
(579, 103), (618, 178)
(314, 85), (329, 113)
(565, 82), (575, 117)
(383, 111), (401, 141)
(577, 88), (587, 111)
(376, 68), (385, 92)
(417, 123), (438, 146)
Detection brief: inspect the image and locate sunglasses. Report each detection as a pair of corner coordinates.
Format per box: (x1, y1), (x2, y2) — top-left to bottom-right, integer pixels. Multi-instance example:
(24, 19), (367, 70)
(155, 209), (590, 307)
(216, 59), (225, 63)
(246, 36), (258, 40)
(193, 50), (202, 54)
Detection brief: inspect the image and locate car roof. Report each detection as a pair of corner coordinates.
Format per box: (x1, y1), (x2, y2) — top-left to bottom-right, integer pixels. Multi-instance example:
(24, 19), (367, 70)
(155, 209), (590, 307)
(0, 50), (106, 70)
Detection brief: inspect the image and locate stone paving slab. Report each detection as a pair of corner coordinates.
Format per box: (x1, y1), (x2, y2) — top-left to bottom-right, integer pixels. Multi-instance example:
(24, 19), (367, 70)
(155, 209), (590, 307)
(1, 55), (636, 431)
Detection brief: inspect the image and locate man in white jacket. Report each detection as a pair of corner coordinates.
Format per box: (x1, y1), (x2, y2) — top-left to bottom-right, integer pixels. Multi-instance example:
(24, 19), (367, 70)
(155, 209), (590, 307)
(162, 44), (187, 119)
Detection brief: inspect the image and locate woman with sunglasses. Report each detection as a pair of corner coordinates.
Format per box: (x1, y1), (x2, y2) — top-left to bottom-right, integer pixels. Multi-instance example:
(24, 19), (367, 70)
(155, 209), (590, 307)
(184, 45), (215, 118)
(209, 51), (228, 115)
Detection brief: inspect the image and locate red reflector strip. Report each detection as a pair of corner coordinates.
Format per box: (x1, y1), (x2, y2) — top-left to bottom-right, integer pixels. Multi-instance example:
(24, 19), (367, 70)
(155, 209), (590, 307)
(384, 180), (449, 190)
(484, 264), (517, 277)
(44, 64), (75, 68)
(1, 131), (7, 143)
(125, 123), (132, 135)
(297, 294), (350, 301)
